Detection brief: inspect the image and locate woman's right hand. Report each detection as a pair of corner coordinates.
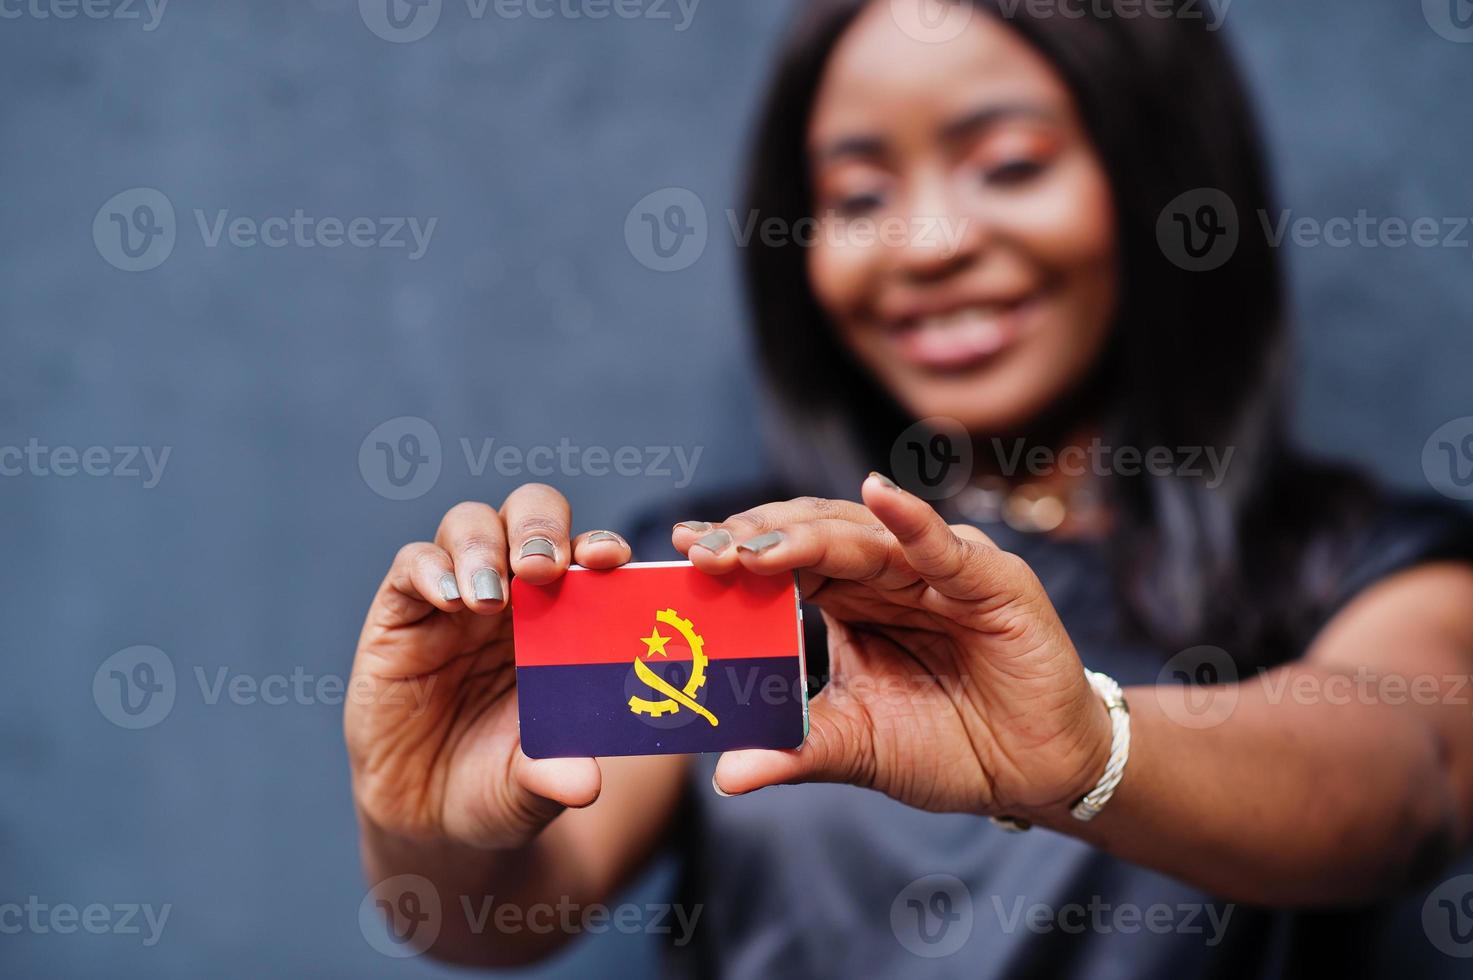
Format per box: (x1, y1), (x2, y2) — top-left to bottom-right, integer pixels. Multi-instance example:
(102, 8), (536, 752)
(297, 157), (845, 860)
(345, 484), (634, 850)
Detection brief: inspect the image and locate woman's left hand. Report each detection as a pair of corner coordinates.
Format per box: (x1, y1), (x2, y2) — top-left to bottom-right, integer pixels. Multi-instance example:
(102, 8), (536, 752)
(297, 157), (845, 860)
(673, 473), (1113, 824)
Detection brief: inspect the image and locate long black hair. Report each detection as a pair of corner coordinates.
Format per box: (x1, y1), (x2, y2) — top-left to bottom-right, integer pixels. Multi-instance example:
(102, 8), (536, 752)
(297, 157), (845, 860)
(742, 0), (1377, 666)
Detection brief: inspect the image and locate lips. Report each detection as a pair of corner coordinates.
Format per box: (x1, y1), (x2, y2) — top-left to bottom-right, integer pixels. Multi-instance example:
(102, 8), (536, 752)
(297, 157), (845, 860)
(884, 298), (1034, 372)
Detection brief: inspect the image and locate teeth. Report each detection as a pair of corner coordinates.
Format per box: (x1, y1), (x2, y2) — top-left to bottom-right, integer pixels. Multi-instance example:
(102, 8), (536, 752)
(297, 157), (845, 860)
(915, 307), (1005, 333)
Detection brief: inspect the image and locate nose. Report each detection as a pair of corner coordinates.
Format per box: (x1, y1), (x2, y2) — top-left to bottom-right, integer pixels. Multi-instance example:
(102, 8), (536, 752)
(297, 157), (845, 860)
(888, 172), (987, 281)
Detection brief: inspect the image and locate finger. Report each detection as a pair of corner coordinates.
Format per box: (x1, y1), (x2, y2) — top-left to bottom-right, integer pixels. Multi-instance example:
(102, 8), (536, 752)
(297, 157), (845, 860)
(728, 518), (919, 592)
(571, 529), (633, 570)
(511, 749), (603, 811)
(712, 691), (874, 796)
(861, 473), (1014, 601)
(500, 483), (572, 585)
(673, 496), (874, 574)
(379, 541), (464, 625)
(435, 501), (509, 615)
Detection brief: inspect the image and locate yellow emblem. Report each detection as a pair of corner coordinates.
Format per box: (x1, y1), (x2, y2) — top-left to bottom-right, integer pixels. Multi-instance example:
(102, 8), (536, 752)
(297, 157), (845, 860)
(628, 608), (719, 727)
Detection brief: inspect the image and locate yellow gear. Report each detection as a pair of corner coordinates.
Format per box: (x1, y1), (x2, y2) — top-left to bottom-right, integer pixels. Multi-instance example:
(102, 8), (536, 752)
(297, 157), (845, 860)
(628, 608), (709, 717)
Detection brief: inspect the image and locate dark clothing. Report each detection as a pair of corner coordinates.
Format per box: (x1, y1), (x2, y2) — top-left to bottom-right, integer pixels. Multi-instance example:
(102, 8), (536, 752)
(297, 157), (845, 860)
(630, 488), (1473, 979)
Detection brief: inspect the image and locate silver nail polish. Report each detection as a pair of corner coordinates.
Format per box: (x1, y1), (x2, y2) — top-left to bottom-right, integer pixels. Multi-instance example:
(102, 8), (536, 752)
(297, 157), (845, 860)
(737, 531), (785, 555)
(695, 529), (733, 554)
(711, 773), (733, 798)
(520, 537), (557, 560)
(472, 569), (504, 602)
(587, 530), (622, 544)
(438, 573), (461, 601)
(870, 471), (902, 491)
(676, 521), (712, 532)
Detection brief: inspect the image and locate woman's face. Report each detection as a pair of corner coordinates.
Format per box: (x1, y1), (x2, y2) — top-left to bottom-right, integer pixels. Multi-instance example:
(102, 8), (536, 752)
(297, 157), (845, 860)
(806, 0), (1118, 435)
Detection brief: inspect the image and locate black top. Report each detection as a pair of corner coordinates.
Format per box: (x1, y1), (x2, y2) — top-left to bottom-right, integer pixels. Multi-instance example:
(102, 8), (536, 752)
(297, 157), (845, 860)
(630, 486), (1473, 979)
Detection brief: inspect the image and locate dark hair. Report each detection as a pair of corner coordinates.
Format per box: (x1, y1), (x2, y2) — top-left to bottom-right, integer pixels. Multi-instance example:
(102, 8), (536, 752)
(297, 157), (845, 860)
(741, 0), (1376, 665)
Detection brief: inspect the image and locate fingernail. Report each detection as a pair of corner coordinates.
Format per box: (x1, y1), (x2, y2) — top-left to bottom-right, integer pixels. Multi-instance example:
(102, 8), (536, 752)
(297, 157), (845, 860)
(675, 521), (712, 533)
(472, 569), (504, 602)
(587, 530), (622, 544)
(711, 773), (734, 798)
(520, 537), (557, 561)
(438, 573), (461, 602)
(694, 529), (732, 554)
(869, 471), (902, 491)
(737, 531), (785, 555)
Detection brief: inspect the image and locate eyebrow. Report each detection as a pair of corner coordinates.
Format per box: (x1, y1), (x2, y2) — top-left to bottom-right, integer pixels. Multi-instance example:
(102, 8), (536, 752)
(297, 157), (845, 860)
(811, 102), (1060, 164)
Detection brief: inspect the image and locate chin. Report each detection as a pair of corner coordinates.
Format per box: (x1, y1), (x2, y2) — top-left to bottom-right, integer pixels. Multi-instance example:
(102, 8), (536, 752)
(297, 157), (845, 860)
(884, 364), (1067, 439)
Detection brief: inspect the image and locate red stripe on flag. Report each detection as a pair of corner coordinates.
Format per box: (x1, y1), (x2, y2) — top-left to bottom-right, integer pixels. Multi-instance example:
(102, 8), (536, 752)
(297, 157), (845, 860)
(511, 563), (801, 668)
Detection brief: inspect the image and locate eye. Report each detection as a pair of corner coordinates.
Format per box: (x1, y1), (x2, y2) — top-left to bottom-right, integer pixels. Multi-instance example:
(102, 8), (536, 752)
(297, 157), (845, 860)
(831, 191), (886, 217)
(984, 159), (1046, 187)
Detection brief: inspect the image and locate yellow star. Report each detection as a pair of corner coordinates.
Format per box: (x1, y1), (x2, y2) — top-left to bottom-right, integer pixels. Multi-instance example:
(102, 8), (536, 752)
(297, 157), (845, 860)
(641, 627), (671, 658)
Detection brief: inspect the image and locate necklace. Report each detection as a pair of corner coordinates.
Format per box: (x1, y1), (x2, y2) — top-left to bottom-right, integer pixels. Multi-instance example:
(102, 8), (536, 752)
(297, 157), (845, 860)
(947, 478), (1104, 535)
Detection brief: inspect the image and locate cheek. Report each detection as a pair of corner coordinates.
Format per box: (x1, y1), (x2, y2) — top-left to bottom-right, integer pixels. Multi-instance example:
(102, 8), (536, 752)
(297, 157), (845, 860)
(1011, 156), (1118, 303)
(806, 225), (878, 330)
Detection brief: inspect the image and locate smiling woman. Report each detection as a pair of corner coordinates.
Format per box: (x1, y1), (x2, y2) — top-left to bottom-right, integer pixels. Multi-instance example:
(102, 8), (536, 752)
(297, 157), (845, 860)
(343, 1), (1473, 978)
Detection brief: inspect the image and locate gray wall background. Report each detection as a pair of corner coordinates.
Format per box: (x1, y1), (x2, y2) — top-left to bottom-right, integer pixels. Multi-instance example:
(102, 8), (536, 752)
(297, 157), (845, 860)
(2, 1), (1472, 976)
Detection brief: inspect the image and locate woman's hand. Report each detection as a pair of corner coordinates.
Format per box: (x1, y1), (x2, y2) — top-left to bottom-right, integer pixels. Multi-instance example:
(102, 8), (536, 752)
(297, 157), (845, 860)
(345, 484), (634, 850)
(674, 473), (1112, 824)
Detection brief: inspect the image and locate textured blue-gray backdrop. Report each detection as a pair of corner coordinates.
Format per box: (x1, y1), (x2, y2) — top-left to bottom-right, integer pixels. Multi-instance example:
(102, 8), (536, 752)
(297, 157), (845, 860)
(3, 1), (1472, 976)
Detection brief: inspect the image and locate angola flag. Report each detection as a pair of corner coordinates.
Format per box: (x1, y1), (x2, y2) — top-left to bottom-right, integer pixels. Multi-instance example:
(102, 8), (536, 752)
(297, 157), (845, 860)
(511, 561), (809, 758)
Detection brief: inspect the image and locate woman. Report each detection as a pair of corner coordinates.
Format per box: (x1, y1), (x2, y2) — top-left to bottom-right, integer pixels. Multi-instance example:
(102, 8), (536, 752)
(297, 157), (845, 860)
(345, 1), (1473, 976)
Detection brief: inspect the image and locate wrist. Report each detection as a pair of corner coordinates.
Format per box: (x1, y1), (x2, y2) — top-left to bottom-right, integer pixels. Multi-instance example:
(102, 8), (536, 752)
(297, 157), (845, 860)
(992, 669), (1128, 833)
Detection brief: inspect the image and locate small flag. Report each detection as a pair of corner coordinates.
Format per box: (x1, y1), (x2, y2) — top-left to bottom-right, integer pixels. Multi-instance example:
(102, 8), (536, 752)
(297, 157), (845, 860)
(511, 561), (808, 758)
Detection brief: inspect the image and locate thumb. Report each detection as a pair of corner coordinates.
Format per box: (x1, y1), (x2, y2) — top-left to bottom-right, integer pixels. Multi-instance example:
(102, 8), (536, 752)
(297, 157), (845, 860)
(711, 695), (873, 796)
(512, 750), (603, 811)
